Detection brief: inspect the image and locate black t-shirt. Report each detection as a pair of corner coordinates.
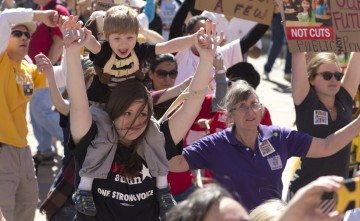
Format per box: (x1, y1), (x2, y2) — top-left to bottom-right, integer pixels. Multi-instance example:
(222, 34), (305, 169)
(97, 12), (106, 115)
(290, 87), (353, 193)
(69, 121), (176, 221)
(87, 41), (156, 102)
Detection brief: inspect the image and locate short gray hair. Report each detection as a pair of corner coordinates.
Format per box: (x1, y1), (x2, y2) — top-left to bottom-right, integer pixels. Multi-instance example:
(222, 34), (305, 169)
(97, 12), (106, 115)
(223, 80), (258, 112)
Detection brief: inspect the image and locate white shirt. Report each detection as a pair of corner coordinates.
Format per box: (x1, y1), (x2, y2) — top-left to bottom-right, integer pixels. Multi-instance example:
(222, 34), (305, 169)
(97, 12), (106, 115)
(175, 39), (243, 85)
(137, 13), (149, 29)
(201, 11), (262, 49)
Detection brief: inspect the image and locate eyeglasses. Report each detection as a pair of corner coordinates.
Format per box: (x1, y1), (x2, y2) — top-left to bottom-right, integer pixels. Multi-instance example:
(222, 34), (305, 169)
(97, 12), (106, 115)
(316, 71), (344, 81)
(11, 30), (31, 39)
(155, 69), (178, 79)
(230, 102), (262, 113)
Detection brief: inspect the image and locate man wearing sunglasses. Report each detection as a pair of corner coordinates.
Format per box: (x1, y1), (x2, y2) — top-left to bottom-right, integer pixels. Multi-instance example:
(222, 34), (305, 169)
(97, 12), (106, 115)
(0, 8), (58, 221)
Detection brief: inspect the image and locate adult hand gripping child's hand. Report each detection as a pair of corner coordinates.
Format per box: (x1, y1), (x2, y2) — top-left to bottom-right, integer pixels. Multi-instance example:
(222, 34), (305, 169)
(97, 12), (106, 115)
(62, 17), (91, 50)
(195, 20), (223, 64)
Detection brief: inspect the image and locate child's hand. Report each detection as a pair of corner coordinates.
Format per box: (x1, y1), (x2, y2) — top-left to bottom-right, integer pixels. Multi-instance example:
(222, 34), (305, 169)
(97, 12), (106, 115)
(35, 53), (54, 76)
(61, 15), (83, 35)
(63, 27), (87, 49)
(196, 20), (224, 50)
(63, 15), (90, 50)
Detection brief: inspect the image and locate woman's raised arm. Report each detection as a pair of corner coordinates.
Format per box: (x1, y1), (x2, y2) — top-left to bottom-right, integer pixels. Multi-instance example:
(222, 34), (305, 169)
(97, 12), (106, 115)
(306, 115), (360, 158)
(291, 52), (311, 105)
(63, 16), (93, 143)
(342, 52), (360, 98)
(168, 21), (220, 144)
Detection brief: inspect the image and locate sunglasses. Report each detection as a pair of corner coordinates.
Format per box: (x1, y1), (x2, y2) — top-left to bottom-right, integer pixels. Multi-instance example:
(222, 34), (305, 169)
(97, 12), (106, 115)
(155, 69), (178, 79)
(316, 71), (344, 81)
(11, 30), (31, 39)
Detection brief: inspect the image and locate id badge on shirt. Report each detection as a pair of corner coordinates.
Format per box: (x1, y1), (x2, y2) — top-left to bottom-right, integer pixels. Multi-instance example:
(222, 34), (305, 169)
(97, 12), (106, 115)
(22, 82), (34, 96)
(267, 154), (283, 170)
(314, 110), (328, 125)
(14, 68), (34, 96)
(259, 140), (275, 157)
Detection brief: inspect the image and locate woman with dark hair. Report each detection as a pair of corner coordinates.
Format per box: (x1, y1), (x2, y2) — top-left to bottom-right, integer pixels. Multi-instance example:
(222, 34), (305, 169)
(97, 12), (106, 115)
(147, 53), (192, 119)
(147, 53), (195, 202)
(64, 18), (219, 220)
(168, 80), (360, 211)
(166, 184), (250, 221)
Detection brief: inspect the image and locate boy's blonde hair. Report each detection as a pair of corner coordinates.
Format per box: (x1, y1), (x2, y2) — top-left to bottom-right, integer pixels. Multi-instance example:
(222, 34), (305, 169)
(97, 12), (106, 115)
(103, 5), (139, 38)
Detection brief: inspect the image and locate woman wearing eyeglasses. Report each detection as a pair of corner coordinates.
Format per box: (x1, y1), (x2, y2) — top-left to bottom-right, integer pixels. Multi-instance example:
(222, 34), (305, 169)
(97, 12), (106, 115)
(288, 52), (360, 212)
(166, 80), (360, 212)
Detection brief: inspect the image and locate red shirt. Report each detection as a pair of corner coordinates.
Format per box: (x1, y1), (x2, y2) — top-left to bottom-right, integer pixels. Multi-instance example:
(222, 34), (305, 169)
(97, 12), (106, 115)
(28, 0), (69, 62)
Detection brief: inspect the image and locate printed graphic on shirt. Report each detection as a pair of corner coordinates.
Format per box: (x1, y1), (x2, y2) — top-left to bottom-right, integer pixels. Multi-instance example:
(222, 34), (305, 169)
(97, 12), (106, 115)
(112, 163), (152, 185)
(103, 50), (140, 78)
(14, 69), (34, 96)
(267, 154), (283, 170)
(95, 162), (154, 206)
(314, 110), (329, 125)
(259, 140), (275, 157)
(96, 187), (154, 204)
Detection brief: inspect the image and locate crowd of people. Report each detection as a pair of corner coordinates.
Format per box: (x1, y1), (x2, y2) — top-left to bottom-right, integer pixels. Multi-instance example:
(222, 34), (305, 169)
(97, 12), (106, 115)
(0, 0), (359, 221)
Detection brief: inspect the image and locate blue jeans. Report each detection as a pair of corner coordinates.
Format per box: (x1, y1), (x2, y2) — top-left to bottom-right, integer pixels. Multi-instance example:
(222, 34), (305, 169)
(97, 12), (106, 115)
(30, 88), (64, 154)
(264, 13), (292, 75)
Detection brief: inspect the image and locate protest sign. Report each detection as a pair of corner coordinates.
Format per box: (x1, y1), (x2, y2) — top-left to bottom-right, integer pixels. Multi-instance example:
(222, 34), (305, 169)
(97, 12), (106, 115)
(195, 0), (274, 25)
(283, 0), (360, 53)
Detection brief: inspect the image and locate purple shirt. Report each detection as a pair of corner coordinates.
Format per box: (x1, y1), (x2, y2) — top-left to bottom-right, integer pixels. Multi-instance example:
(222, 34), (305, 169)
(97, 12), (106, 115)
(183, 124), (312, 211)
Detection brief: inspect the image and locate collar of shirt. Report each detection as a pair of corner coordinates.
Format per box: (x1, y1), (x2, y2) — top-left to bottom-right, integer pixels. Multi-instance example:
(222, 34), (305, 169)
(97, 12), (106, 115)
(224, 125), (274, 146)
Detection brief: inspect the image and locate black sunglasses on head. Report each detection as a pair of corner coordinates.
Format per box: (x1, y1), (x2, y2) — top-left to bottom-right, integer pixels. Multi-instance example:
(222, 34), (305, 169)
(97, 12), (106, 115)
(11, 30), (31, 39)
(155, 69), (178, 79)
(316, 71), (344, 81)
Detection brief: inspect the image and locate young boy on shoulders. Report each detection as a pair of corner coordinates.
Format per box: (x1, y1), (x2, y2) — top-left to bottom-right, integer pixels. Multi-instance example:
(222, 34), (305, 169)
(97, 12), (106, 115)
(84, 5), (205, 103)
(67, 7), (211, 217)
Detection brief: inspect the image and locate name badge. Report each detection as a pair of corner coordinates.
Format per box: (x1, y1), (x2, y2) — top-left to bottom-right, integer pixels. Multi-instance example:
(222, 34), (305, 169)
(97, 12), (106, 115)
(314, 110), (328, 125)
(267, 154), (283, 170)
(22, 82), (34, 96)
(259, 140), (275, 157)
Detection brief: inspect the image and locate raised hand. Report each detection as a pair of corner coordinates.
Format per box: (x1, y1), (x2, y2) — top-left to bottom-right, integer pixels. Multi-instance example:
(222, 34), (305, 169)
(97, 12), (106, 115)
(280, 176), (344, 221)
(63, 15), (93, 50)
(195, 20), (223, 63)
(33, 10), (60, 27)
(61, 15), (83, 31)
(35, 53), (54, 77)
(213, 53), (225, 72)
